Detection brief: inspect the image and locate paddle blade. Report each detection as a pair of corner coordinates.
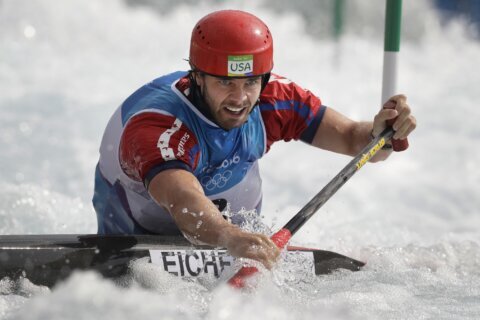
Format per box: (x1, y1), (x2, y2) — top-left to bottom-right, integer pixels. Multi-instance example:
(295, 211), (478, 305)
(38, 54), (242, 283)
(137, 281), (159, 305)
(312, 250), (365, 274)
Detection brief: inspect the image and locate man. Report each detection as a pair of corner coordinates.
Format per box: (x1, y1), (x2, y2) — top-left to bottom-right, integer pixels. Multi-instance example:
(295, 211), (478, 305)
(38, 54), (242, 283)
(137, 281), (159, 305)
(92, 10), (416, 269)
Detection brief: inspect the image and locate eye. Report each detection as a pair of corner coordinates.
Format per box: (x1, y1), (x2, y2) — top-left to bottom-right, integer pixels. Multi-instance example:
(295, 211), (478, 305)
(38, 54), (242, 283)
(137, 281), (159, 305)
(246, 78), (260, 86)
(218, 79), (231, 86)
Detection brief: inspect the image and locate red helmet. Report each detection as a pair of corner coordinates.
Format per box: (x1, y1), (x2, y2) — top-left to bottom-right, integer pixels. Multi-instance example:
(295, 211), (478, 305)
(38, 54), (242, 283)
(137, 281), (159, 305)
(189, 10), (273, 77)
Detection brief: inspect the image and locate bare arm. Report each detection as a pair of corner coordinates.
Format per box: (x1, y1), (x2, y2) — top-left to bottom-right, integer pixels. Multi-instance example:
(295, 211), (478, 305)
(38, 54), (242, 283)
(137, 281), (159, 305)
(148, 168), (280, 268)
(312, 95), (415, 162)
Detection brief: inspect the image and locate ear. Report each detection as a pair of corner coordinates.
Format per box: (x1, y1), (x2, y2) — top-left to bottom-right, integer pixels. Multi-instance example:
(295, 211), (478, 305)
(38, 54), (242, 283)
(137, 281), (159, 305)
(193, 71), (204, 87)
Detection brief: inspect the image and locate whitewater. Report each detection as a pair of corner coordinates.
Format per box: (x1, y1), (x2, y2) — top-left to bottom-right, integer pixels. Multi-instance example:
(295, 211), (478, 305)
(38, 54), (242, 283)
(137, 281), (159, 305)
(1, 0), (479, 319)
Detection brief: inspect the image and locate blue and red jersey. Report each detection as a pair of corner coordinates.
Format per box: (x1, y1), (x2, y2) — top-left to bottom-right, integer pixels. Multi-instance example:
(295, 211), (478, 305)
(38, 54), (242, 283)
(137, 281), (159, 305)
(93, 71), (325, 234)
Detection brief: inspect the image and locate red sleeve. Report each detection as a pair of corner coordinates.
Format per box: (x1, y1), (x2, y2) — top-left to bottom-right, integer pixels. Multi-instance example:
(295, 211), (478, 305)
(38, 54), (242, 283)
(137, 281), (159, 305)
(119, 112), (200, 182)
(259, 74), (325, 152)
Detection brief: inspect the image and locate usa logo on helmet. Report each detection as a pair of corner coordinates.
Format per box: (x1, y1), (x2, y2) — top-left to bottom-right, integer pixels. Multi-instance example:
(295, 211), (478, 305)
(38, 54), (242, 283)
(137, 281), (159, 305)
(228, 55), (253, 76)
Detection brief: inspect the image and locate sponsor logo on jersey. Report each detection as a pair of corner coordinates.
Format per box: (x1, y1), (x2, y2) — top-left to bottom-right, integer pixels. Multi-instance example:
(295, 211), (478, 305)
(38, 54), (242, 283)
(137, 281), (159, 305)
(177, 132), (190, 158)
(228, 55), (253, 76)
(149, 249), (234, 277)
(157, 118), (183, 160)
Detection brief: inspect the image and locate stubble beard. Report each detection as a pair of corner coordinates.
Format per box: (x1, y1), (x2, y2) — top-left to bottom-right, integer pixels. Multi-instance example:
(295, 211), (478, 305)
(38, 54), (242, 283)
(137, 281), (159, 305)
(203, 88), (254, 131)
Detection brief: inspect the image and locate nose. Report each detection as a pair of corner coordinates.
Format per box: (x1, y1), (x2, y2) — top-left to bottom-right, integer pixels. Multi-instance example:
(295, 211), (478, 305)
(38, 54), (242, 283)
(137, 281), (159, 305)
(228, 84), (247, 106)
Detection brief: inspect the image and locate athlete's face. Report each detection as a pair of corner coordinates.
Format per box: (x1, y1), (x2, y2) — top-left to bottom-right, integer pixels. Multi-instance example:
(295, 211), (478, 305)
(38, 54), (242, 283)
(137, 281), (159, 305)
(195, 74), (262, 130)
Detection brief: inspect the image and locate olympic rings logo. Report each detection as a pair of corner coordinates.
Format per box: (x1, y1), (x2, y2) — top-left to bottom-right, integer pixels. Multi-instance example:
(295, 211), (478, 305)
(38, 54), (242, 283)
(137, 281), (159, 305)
(200, 170), (233, 191)
(201, 153), (241, 175)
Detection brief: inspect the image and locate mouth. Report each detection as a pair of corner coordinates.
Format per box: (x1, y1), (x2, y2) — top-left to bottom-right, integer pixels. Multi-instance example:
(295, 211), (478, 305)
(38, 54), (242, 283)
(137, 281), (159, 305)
(223, 105), (248, 119)
(224, 105), (248, 116)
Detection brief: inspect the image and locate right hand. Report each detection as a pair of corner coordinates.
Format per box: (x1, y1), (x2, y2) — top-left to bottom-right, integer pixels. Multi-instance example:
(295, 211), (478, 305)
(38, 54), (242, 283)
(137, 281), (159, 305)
(372, 94), (416, 140)
(218, 226), (281, 269)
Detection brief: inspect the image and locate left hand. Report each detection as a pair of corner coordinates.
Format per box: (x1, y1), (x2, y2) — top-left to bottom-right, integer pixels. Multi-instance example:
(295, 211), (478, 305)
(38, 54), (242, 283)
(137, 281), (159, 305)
(219, 226), (281, 270)
(372, 94), (416, 140)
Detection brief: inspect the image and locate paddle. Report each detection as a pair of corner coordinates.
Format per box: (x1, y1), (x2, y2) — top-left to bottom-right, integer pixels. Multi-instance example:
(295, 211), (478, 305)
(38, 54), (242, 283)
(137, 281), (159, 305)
(228, 126), (395, 288)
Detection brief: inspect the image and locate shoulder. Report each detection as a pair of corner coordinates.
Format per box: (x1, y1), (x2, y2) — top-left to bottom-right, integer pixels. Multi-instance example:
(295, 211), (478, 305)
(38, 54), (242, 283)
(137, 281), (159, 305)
(121, 71), (191, 125)
(150, 71), (189, 88)
(120, 111), (200, 181)
(260, 73), (321, 106)
(258, 73), (326, 149)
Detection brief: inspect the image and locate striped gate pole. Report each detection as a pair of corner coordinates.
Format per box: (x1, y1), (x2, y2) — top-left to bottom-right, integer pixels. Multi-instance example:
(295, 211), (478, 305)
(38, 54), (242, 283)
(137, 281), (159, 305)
(382, 0), (402, 104)
(381, 0), (408, 151)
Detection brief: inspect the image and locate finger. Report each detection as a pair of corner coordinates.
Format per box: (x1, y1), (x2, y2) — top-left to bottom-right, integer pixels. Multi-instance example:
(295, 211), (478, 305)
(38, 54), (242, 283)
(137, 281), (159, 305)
(265, 237), (282, 259)
(250, 237), (281, 268)
(264, 242), (280, 261)
(373, 109), (398, 136)
(393, 117), (416, 140)
(262, 260), (273, 270)
(384, 95), (406, 112)
(391, 105), (411, 131)
(392, 96), (409, 112)
(258, 255), (274, 270)
(263, 247), (281, 269)
(230, 233), (282, 269)
(263, 235), (280, 250)
(244, 244), (274, 269)
(258, 248), (277, 270)
(243, 236), (273, 256)
(373, 109), (395, 129)
(255, 234), (275, 247)
(382, 94), (406, 111)
(378, 108), (398, 122)
(255, 236), (280, 259)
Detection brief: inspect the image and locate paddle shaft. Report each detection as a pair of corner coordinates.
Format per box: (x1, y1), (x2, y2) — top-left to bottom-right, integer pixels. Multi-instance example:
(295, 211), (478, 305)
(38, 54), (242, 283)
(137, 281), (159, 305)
(283, 127), (394, 235)
(228, 127), (395, 287)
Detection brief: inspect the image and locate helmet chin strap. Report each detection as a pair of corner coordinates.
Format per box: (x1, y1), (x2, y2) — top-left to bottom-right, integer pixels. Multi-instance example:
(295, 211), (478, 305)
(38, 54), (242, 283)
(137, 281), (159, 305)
(260, 73), (271, 92)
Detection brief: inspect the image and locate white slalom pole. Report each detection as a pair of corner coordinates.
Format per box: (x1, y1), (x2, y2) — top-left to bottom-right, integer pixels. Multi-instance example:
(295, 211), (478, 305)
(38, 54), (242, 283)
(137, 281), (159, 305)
(381, 0), (408, 151)
(381, 0), (402, 104)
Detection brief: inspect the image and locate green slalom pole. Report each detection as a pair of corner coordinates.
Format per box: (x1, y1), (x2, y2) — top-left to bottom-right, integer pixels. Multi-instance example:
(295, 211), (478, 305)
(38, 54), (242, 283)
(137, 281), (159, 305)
(382, 0), (402, 104)
(381, 0), (408, 151)
(333, 0), (345, 40)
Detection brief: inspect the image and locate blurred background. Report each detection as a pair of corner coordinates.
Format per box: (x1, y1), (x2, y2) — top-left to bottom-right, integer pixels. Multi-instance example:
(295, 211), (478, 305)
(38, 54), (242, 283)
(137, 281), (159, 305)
(1, 0), (479, 241)
(1, 1), (480, 319)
